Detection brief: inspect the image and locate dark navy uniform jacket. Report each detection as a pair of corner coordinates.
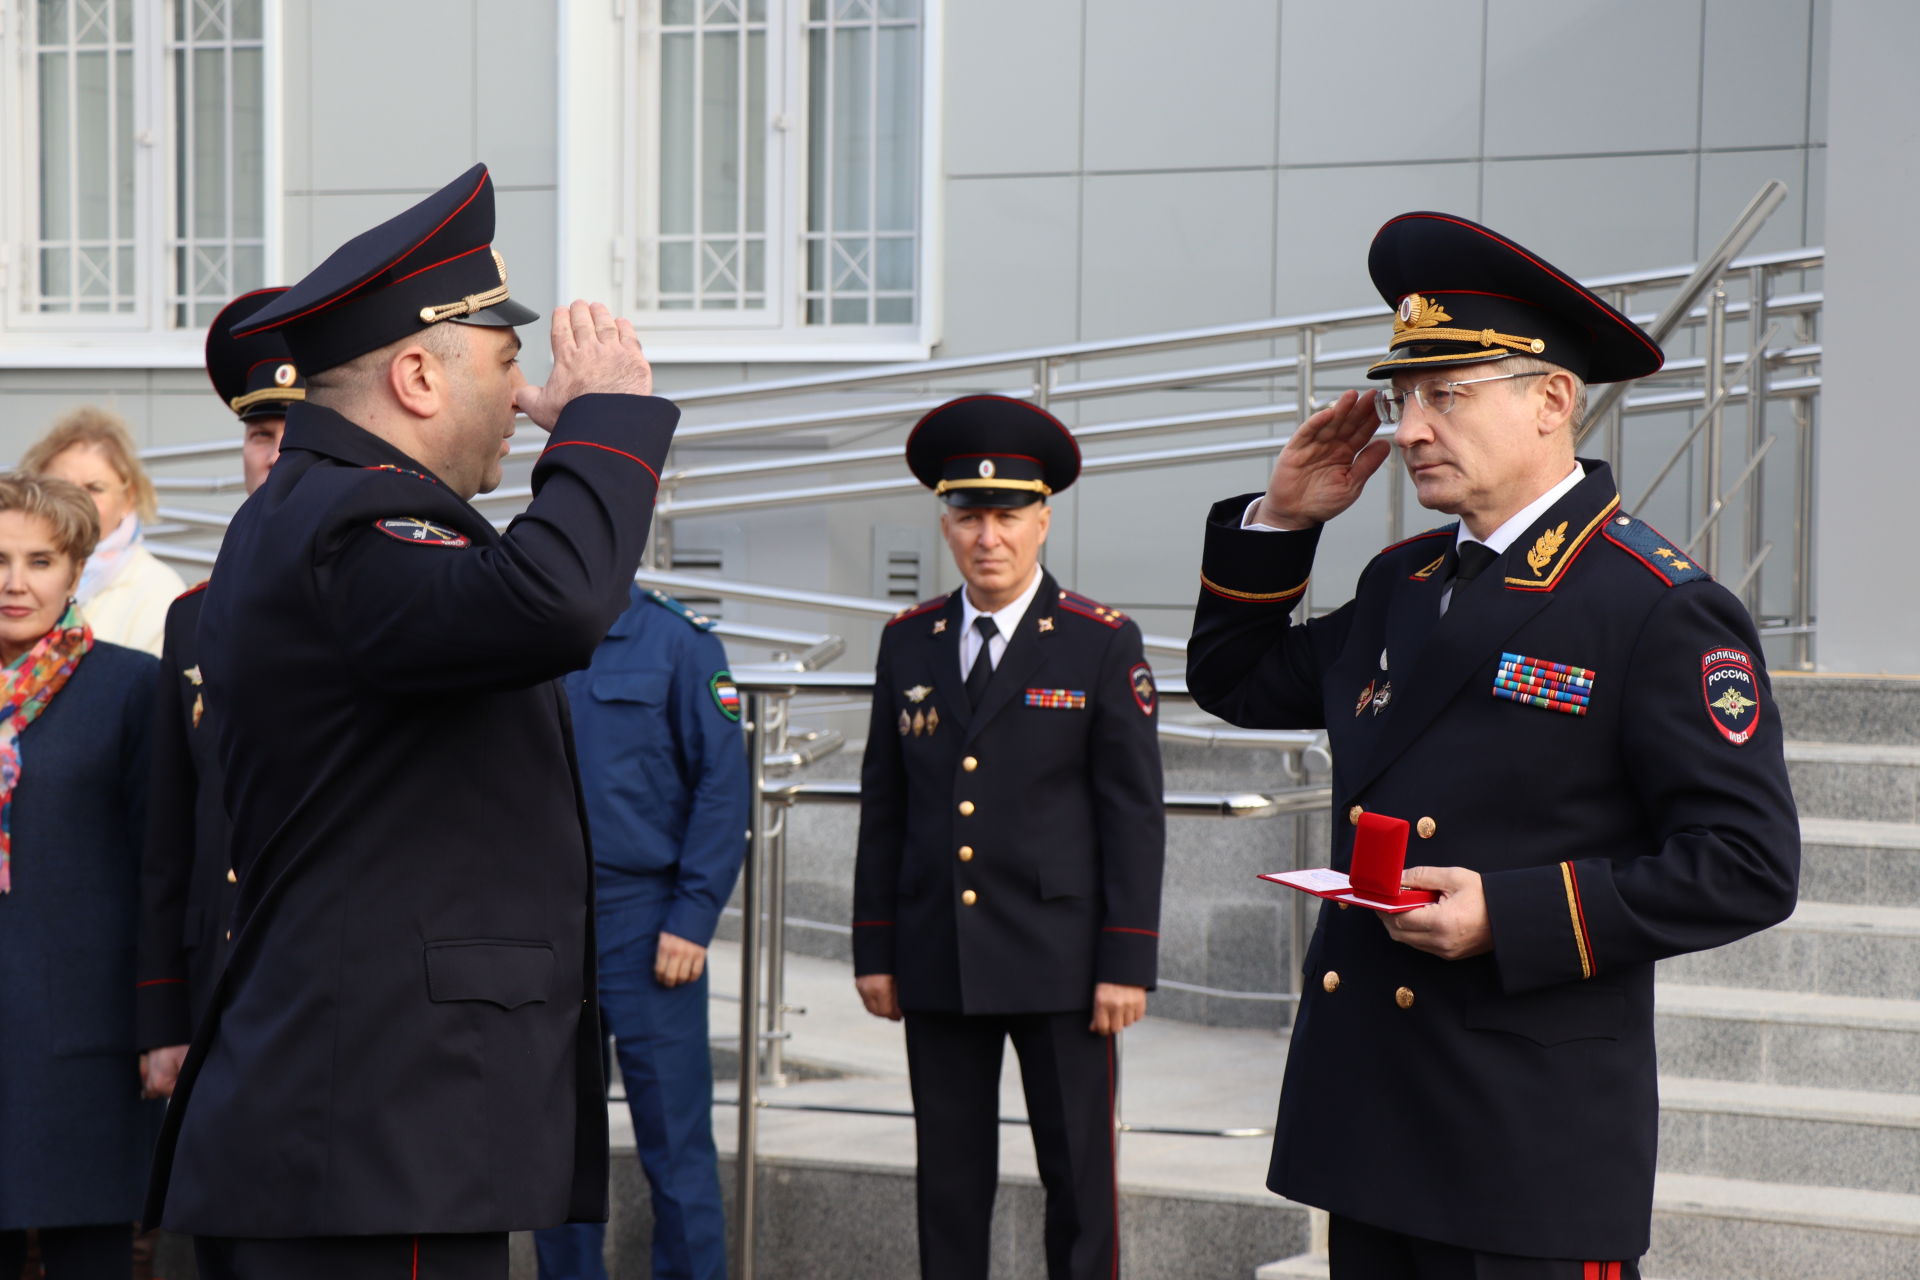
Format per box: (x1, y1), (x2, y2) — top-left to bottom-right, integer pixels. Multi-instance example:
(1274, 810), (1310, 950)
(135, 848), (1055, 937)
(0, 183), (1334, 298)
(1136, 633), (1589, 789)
(145, 393), (676, 1238)
(564, 587), (749, 944)
(854, 571), (1164, 1013)
(1187, 461), (1799, 1260)
(134, 584), (237, 1049)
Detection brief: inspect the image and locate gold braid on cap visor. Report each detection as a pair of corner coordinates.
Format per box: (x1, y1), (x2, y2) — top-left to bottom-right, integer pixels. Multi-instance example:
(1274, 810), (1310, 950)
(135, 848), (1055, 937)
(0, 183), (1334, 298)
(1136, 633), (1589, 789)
(418, 249), (513, 324)
(1388, 325), (1547, 356)
(229, 386), (307, 414)
(934, 478), (1053, 496)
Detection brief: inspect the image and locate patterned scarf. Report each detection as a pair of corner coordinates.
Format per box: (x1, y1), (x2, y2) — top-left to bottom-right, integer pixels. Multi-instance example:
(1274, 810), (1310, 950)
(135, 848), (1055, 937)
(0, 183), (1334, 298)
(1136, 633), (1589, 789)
(0, 602), (93, 894)
(75, 511), (141, 605)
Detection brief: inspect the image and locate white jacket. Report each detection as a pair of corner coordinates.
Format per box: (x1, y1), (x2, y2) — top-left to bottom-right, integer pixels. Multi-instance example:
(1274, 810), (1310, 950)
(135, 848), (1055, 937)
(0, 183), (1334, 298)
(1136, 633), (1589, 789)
(80, 543), (186, 657)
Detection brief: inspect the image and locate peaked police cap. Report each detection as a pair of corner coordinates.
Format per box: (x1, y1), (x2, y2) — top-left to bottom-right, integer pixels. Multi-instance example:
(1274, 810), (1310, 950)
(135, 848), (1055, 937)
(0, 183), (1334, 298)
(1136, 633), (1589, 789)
(1366, 211), (1664, 384)
(233, 164), (539, 374)
(206, 288), (306, 421)
(906, 395), (1082, 509)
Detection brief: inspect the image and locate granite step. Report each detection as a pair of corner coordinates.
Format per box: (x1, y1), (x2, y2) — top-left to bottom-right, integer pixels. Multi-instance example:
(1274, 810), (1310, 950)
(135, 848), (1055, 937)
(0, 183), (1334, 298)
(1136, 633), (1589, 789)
(1657, 1076), (1920, 1196)
(1784, 741), (1920, 824)
(1655, 900), (1920, 998)
(1774, 674), (1920, 748)
(1257, 1254), (1676, 1279)
(1654, 981), (1920, 1093)
(1797, 815), (1920, 906)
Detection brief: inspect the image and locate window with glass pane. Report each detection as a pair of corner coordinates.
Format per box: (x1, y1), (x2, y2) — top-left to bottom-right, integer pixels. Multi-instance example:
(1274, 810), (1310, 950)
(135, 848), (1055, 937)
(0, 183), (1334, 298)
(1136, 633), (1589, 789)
(803, 0), (920, 328)
(32, 0), (139, 315)
(171, 0), (267, 329)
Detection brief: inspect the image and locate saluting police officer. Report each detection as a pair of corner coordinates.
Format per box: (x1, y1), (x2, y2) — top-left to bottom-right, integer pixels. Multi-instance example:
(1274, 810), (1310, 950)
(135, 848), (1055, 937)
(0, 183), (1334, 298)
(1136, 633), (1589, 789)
(134, 287), (304, 1104)
(853, 395), (1165, 1280)
(142, 164), (678, 1280)
(1187, 212), (1800, 1278)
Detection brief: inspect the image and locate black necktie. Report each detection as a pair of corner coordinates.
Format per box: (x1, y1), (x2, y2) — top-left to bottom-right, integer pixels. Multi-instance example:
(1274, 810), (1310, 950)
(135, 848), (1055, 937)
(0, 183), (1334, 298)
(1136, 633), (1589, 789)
(1455, 541), (1499, 583)
(965, 615), (998, 709)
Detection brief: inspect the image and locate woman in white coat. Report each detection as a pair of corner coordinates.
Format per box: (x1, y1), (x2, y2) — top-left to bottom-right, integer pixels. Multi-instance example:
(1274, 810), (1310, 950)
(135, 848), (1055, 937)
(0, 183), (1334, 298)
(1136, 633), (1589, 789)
(22, 408), (184, 657)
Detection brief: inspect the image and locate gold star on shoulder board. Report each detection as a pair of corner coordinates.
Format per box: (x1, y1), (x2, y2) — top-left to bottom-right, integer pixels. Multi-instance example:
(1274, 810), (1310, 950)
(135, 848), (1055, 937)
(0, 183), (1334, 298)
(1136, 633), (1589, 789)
(905, 684), (932, 703)
(932, 618), (948, 634)
(1037, 617), (1054, 633)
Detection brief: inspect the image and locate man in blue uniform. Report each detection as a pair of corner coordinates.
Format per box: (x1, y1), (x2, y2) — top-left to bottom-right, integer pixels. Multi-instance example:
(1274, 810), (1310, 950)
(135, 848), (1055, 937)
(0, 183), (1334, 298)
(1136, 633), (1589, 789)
(854, 395), (1165, 1280)
(136, 286), (305, 1102)
(1186, 212), (1800, 1278)
(143, 164), (678, 1280)
(535, 587), (749, 1280)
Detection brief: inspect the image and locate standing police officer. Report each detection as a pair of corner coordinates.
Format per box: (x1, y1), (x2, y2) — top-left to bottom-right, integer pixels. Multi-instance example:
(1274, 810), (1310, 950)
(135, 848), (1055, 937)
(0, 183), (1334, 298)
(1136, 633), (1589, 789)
(535, 587), (749, 1280)
(1187, 212), (1799, 1278)
(135, 286), (304, 1102)
(143, 165), (678, 1280)
(854, 395), (1165, 1280)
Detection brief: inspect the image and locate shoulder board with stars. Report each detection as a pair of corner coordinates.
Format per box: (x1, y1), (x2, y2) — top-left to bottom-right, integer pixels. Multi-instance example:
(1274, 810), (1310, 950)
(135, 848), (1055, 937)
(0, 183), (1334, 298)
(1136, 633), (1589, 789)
(1602, 514), (1710, 585)
(372, 517), (470, 548)
(1057, 589), (1126, 629)
(643, 587), (716, 631)
(888, 595), (950, 627)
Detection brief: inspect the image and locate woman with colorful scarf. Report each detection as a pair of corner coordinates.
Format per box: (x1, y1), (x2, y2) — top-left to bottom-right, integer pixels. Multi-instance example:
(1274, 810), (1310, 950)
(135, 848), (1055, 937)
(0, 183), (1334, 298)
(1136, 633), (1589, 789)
(0, 474), (161, 1279)
(22, 407), (185, 658)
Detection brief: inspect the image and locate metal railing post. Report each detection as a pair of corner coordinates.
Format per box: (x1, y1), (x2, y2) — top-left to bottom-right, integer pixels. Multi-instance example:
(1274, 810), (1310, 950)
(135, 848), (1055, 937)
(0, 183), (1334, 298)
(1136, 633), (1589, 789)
(1605, 289), (1630, 467)
(1744, 264), (1771, 618)
(733, 691), (771, 1280)
(1793, 391), (1817, 669)
(1701, 286), (1728, 577)
(1296, 328), (1317, 424)
(761, 694), (792, 1089)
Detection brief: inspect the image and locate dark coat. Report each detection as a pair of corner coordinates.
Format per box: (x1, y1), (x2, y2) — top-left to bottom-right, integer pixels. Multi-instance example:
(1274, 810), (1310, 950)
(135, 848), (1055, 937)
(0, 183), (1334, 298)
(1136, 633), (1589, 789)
(144, 394), (677, 1238)
(1186, 461), (1800, 1260)
(0, 642), (159, 1230)
(853, 570), (1164, 1013)
(135, 583), (236, 1048)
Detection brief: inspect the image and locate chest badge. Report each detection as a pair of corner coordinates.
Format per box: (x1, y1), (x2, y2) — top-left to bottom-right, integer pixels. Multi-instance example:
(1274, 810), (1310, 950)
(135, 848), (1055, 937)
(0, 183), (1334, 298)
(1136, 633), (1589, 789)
(1370, 681), (1392, 714)
(1492, 651), (1593, 716)
(373, 517), (470, 548)
(184, 665), (205, 728)
(905, 684), (932, 703)
(1025, 688), (1087, 710)
(1355, 680), (1375, 716)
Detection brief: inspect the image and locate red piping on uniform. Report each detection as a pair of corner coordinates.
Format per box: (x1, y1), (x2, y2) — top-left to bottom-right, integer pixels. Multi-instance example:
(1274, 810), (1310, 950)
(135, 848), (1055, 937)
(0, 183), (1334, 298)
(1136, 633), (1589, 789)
(1566, 864), (1596, 976)
(906, 395), (1084, 464)
(1414, 288), (1531, 304)
(233, 169), (490, 336)
(851, 920), (894, 927)
(1102, 926), (1157, 937)
(887, 597), (947, 626)
(136, 978), (184, 989)
(946, 451), (1043, 464)
(388, 241), (491, 288)
(542, 440), (660, 484)
(175, 581), (211, 601)
(1602, 527), (1676, 585)
(1376, 213), (1664, 363)
(1378, 525), (1455, 556)
(1106, 1035), (1119, 1280)
(411, 1236), (419, 1279)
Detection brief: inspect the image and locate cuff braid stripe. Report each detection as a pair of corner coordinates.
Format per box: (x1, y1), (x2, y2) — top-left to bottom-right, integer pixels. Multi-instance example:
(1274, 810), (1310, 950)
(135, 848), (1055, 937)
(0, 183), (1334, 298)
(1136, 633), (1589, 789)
(1561, 861), (1595, 979)
(1199, 572), (1308, 604)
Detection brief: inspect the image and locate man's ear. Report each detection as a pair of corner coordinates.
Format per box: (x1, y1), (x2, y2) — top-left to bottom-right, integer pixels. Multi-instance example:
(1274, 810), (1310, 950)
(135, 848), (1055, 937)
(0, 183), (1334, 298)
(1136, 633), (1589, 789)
(1537, 370), (1577, 437)
(387, 344), (442, 419)
(1035, 502), (1052, 544)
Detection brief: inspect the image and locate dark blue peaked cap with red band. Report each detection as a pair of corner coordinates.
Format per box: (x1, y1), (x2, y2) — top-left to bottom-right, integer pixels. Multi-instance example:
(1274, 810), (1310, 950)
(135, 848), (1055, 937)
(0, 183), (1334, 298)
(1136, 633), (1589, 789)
(1366, 211), (1664, 385)
(233, 163), (539, 374)
(906, 395), (1082, 509)
(205, 287), (306, 421)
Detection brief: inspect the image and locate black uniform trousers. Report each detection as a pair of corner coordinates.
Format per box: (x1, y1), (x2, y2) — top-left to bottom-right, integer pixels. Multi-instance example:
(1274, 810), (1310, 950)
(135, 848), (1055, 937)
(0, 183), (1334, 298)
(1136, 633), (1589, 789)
(1330, 1217), (1641, 1280)
(0, 1226), (130, 1280)
(193, 1230), (507, 1280)
(904, 1011), (1118, 1280)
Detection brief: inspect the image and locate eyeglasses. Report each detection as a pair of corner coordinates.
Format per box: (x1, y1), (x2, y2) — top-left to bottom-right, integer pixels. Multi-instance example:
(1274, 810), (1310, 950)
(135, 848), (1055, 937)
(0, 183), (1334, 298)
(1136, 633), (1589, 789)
(1376, 371), (1546, 424)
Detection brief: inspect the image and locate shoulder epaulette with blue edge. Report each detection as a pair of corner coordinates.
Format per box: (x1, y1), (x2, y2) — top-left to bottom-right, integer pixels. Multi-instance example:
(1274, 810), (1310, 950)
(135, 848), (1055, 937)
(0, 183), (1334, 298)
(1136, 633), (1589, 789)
(888, 595), (950, 627)
(644, 587), (717, 631)
(1057, 589), (1127, 629)
(1602, 514), (1711, 585)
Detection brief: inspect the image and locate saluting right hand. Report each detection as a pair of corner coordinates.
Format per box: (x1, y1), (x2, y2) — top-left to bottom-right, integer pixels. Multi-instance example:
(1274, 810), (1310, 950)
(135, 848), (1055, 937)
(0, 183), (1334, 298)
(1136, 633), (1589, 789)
(513, 299), (655, 431)
(1251, 389), (1392, 529)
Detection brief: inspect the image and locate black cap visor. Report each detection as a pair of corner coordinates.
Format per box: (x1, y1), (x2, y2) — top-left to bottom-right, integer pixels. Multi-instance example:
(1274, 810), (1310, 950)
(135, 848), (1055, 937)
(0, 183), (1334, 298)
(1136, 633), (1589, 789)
(450, 296), (541, 328)
(941, 486), (1047, 509)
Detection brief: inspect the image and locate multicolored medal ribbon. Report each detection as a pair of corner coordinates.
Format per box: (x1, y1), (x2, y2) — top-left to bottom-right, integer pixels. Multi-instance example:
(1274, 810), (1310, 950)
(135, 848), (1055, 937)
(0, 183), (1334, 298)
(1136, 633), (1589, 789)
(1492, 651), (1593, 717)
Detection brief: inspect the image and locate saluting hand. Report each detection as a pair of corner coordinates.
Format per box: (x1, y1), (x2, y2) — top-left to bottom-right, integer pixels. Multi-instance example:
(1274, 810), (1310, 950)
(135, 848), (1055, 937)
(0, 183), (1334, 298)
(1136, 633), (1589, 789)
(1381, 866), (1494, 961)
(513, 299), (655, 430)
(1251, 389), (1391, 530)
(1090, 982), (1146, 1036)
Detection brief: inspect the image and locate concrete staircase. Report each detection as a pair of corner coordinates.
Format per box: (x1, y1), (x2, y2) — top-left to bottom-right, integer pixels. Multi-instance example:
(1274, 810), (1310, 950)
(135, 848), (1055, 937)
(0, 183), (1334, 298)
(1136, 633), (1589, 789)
(1262, 675), (1920, 1279)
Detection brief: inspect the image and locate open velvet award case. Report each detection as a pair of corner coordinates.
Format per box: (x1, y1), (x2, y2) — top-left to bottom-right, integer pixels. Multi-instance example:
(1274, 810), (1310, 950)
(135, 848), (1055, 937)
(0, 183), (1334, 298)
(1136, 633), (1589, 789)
(1260, 811), (1441, 913)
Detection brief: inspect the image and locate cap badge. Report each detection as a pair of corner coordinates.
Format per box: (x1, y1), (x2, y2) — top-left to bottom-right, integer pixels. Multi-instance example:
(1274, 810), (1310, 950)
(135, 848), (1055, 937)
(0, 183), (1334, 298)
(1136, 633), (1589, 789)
(1393, 294), (1451, 334)
(978, 459), (996, 478)
(273, 362), (298, 386)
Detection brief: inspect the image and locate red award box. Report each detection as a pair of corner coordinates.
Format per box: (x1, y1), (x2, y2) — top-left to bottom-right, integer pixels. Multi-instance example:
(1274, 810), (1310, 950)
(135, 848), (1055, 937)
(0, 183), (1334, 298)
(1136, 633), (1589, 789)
(1259, 811), (1441, 914)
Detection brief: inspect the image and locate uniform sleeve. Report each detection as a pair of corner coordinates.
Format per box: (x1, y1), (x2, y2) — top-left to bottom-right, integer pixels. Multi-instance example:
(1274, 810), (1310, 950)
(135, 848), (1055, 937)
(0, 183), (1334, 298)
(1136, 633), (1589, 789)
(136, 626), (191, 1049)
(1186, 493), (1346, 729)
(852, 634), (906, 976)
(315, 394), (677, 694)
(1090, 621), (1166, 989)
(661, 631), (751, 947)
(1482, 582), (1801, 994)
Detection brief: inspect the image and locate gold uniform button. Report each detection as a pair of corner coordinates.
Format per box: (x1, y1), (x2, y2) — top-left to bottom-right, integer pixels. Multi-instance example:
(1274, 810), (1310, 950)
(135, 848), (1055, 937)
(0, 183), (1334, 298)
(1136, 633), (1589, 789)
(958, 800), (975, 816)
(226, 868), (238, 884)
(1321, 971), (1340, 994)
(1348, 804), (1364, 824)
(1417, 816), (1437, 839)
(962, 889), (978, 906)
(958, 846), (974, 862)
(1337, 902), (1350, 910)
(1395, 986), (1416, 1010)
(962, 756), (978, 772)
(225, 930), (233, 941)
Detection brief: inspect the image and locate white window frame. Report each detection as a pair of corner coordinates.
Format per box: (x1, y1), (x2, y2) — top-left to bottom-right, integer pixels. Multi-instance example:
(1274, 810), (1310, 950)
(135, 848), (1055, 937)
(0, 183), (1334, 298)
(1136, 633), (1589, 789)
(0, 0), (284, 368)
(559, 0), (943, 363)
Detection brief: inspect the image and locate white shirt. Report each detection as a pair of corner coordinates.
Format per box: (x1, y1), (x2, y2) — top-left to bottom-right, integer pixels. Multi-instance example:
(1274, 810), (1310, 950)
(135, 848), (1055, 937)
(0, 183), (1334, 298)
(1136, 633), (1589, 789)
(958, 565), (1045, 680)
(1440, 462), (1585, 613)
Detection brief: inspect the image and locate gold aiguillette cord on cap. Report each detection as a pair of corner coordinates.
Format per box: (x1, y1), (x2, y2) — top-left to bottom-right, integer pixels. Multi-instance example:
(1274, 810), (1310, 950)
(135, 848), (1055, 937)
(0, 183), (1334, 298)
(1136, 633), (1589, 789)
(229, 387), (308, 414)
(935, 478), (1053, 496)
(1391, 325), (1547, 355)
(418, 249), (512, 324)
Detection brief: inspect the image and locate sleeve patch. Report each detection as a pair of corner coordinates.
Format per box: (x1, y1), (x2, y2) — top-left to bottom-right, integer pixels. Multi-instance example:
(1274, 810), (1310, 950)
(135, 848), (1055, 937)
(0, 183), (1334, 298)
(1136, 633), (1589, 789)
(1129, 663), (1157, 716)
(1701, 647), (1761, 745)
(710, 670), (742, 722)
(373, 517), (470, 548)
